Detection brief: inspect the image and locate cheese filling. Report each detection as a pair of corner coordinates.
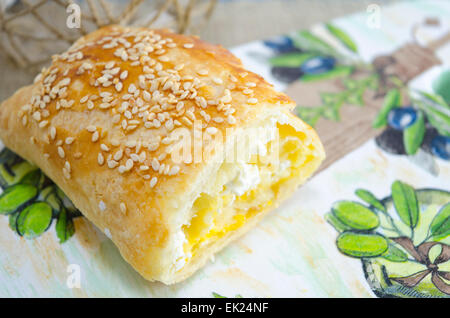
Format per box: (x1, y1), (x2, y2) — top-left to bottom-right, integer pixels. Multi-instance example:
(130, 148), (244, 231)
(173, 123), (314, 271)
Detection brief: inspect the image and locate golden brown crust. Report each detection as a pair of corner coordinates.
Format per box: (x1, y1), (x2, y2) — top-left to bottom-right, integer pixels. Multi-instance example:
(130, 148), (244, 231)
(0, 25), (323, 283)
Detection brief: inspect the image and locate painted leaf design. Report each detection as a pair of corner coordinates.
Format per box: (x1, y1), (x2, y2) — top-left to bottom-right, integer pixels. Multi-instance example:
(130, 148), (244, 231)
(56, 207), (75, 243)
(325, 212), (352, 232)
(332, 201), (379, 230)
(17, 201), (53, 239)
(292, 30), (337, 56)
(429, 202), (450, 240)
(322, 105), (340, 121)
(355, 189), (386, 212)
(403, 110), (425, 155)
(295, 106), (321, 127)
(42, 186), (63, 211)
(432, 70), (450, 104)
(326, 24), (358, 53)
(8, 212), (19, 233)
(0, 161), (36, 186)
(336, 232), (388, 258)
(420, 91), (450, 109)
(301, 65), (353, 82)
(416, 98), (450, 137)
(0, 184), (38, 214)
(382, 243), (408, 262)
(19, 169), (43, 187)
(0, 148), (17, 164)
(269, 52), (316, 67)
(372, 89), (401, 128)
(391, 181), (419, 228)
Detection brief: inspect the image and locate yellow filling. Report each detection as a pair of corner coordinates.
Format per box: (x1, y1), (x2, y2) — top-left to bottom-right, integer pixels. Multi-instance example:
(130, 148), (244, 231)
(181, 124), (312, 263)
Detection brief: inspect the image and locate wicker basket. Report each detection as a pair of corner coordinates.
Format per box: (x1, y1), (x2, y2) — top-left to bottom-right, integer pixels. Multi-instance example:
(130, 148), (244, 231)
(0, 0), (217, 68)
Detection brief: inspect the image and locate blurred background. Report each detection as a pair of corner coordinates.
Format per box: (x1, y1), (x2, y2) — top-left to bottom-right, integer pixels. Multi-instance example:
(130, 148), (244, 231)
(0, 0), (401, 99)
(202, 0), (402, 47)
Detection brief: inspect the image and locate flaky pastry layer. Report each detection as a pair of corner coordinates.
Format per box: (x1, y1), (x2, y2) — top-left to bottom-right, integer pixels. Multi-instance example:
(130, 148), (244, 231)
(0, 25), (324, 284)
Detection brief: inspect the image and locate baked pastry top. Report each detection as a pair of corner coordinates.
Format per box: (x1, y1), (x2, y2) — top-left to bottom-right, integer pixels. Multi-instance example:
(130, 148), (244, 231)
(0, 25), (324, 284)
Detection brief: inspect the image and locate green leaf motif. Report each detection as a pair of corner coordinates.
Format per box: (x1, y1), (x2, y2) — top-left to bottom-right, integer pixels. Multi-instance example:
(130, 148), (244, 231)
(403, 111), (425, 155)
(17, 202), (53, 239)
(355, 189), (386, 212)
(429, 202), (450, 240)
(322, 105), (340, 121)
(432, 70), (450, 104)
(293, 30), (335, 56)
(0, 161), (36, 186)
(336, 232), (389, 258)
(325, 212), (352, 232)
(8, 212), (19, 233)
(382, 243), (408, 262)
(415, 96), (450, 137)
(372, 89), (401, 128)
(332, 201), (379, 231)
(301, 65), (353, 82)
(391, 181), (419, 229)
(42, 186), (63, 211)
(19, 169), (43, 187)
(326, 24), (358, 53)
(56, 207), (75, 243)
(0, 184), (38, 215)
(0, 148), (18, 165)
(269, 52), (316, 67)
(295, 106), (321, 127)
(212, 292), (226, 298)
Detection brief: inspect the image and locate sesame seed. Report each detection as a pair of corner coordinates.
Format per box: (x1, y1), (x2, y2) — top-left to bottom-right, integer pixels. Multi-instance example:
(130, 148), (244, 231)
(65, 137), (74, 144)
(151, 158), (160, 171)
(86, 125), (96, 132)
(64, 161), (71, 173)
(100, 144), (110, 152)
(150, 176), (157, 188)
(32, 111), (41, 121)
(105, 61), (115, 69)
(107, 160), (119, 169)
(114, 149), (123, 161)
(57, 146), (65, 158)
(63, 167), (71, 179)
(128, 84), (137, 93)
(120, 70), (128, 80)
(91, 131), (99, 142)
(197, 69), (208, 76)
(206, 127), (218, 135)
(125, 159), (134, 170)
(247, 98), (258, 104)
(87, 101), (94, 109)
(120, 202), (127, 214)
(98, 153), (104, 165)
(183, 43), (194, 49)
(130, 154), (140, 162)
(169, 165), (180, 176)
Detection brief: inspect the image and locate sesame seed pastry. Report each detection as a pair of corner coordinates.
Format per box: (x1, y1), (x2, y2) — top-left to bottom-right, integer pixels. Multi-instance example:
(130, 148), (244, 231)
(0, 25), (324, 284)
